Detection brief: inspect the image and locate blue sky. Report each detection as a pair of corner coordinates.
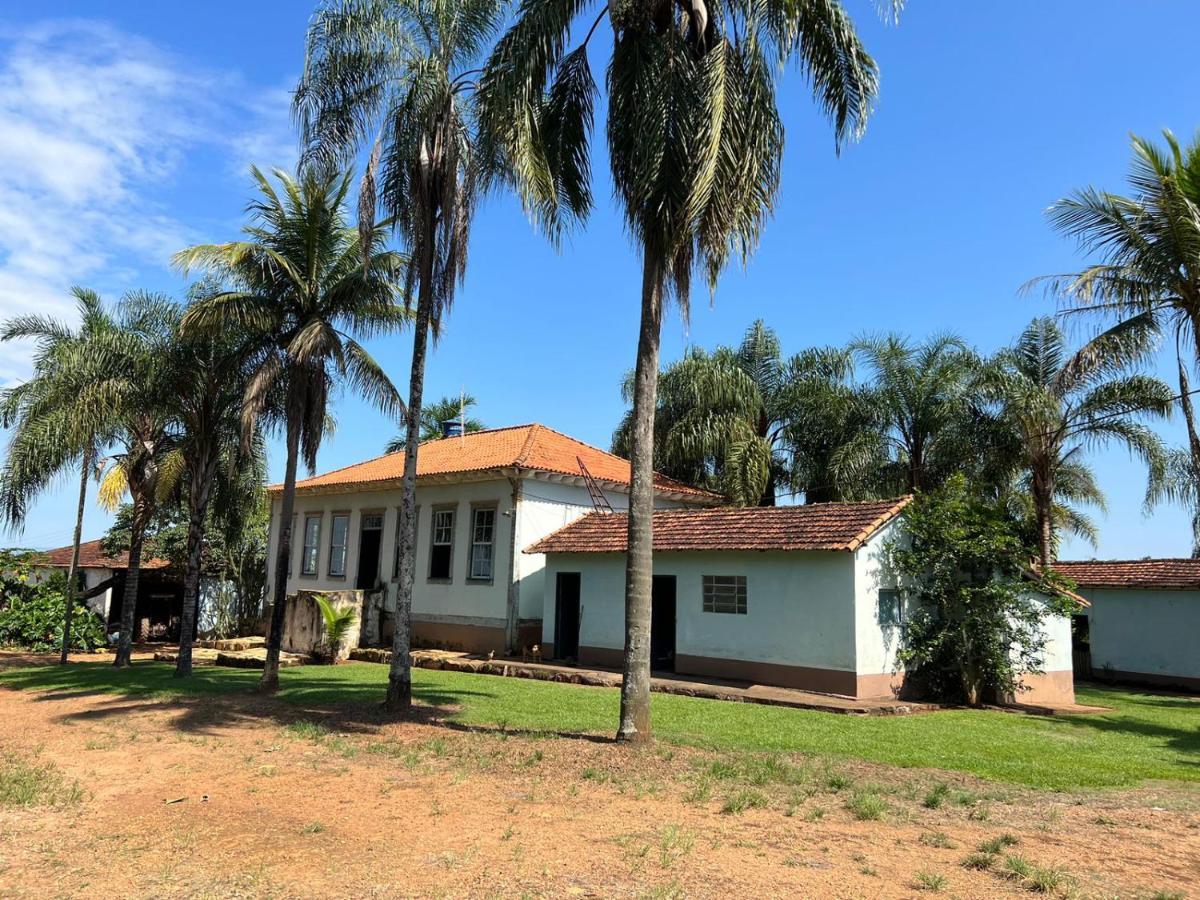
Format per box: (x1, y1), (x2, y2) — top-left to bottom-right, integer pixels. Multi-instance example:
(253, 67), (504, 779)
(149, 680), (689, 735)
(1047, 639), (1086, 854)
(1, 2), (1198, 558)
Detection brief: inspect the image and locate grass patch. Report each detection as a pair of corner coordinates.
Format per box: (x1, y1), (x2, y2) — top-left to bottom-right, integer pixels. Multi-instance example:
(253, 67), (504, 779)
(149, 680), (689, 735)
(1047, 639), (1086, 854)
(845, 789), (888, 821)
(918, 831), (954, 849)
(1002, 855), (1071, 894)
(3, 662), (1199, 789)
(721, 789), (767, 815)
(914, 870), (947, 892)
(0, 752), (83, 807)
(923, 782), (950, 809)
(978, 833), (1020, 855)
(961, 852), (994, 870)
(283, 720), (329, 742)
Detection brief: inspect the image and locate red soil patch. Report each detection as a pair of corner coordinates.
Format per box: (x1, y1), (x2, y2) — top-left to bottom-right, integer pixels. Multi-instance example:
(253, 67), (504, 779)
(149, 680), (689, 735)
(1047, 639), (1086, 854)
(0, 663), (1196, 898)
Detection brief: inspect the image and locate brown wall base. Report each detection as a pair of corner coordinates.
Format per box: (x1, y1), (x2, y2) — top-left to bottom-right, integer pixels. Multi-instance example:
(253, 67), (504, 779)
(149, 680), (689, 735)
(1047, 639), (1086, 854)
(1014, 669), (1076, 706)
(412, 620), (541, 655)
(1089, 668), (1200, 693)
(579, 645), (624, 670)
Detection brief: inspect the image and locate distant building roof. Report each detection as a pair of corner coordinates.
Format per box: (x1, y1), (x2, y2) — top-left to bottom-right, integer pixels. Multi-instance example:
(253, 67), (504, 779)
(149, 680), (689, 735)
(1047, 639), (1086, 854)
(1053, 559), (1200, 591)
(273, 423), (721, 502)
(526, 497), (913, 555)
(38, 539), (170, 571)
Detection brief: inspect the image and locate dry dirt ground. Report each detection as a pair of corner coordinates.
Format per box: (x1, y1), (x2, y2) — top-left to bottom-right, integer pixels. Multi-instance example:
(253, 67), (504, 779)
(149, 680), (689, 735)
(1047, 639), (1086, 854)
(0, 660), (1197, 899)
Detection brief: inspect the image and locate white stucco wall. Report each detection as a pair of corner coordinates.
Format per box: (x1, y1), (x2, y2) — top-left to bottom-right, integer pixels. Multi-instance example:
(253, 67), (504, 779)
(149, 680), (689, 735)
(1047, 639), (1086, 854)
(1036, 601), (1074, 672)
(542, 550), (860, 674)
(268, 478), (515, 629)
(30, 566), (114, 620)
(852, 521), (904, 678)
(1080, 587), (1200, 682)
(265, 471), (706, 633)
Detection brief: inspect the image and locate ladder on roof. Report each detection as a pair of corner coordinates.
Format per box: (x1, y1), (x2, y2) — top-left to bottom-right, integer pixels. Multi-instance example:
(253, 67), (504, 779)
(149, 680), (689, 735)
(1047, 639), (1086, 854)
(577, 456), (614, 514)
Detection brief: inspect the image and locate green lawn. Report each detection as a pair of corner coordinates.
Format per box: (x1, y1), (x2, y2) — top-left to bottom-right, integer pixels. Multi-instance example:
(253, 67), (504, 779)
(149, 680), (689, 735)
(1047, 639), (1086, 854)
(2, 659), (1197, 791)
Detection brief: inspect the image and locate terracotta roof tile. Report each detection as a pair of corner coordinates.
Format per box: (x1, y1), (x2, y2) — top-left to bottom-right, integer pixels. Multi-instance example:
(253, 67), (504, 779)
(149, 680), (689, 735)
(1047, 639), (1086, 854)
(38, 539), (170, 571)
(1053, 559), (1200, 590)
(526, 497), (912, 555)
(275, 423), (720, 501)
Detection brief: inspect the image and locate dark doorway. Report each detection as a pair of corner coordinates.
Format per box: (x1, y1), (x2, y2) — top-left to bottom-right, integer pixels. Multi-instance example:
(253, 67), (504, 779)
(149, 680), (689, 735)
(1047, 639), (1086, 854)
(651, 575), (676, 672)
(356, 513), (384, 590)
(1071, 614), (1092, 679)
(554, 572), (581, 661)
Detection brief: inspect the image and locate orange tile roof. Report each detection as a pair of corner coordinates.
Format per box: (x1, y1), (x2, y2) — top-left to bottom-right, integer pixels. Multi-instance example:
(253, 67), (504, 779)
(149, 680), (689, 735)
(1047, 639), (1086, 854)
(275, 423), (720, 501)
(1053, 559), (1200, 590)
(38, 539), (170, 571)
(526, 497), (912, 555)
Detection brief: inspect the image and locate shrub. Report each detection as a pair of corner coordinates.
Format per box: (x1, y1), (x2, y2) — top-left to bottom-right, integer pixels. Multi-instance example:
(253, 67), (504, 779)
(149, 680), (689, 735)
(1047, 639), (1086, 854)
(0, 553), (106, 652)
(313, 594), (356, 662)
(845, 789), (888, 821)
(890, 477), (1077, 705)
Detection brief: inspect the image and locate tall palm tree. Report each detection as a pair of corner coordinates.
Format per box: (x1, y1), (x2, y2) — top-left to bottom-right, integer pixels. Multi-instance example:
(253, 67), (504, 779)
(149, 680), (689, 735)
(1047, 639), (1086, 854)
(782, 346), (889, 503)
(86, 292), (185, 668)
(296, 0), (503, 711)
(986, 317), (1172, 568)
(170, 283), (266, 678)
(480, 0), (894, 742)
(852, 332), (981, 494)
(176, 166), (408, 691)
(0, 288), (117, 663)
(384, 393), (485, 452)
(1037, 130), (1200, 550)
(613, 320), (797, 505)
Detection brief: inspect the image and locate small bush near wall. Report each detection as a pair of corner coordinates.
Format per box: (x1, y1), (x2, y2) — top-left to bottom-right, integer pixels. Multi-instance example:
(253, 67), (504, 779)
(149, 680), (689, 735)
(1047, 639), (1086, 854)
(0, 551), (106, 652)
(889, 477), (1075, 706)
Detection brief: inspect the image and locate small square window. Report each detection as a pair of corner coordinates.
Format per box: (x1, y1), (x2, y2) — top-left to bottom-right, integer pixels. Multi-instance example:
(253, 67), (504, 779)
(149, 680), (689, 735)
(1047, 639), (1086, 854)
(702, 575), (747, 614)
(878, 589), (903, 626)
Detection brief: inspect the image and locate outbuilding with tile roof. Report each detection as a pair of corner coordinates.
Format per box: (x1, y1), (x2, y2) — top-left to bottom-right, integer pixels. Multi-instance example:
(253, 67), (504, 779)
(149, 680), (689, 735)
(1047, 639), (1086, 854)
(1053, 559), (1200, 691)
(531, 500), (1078, 704)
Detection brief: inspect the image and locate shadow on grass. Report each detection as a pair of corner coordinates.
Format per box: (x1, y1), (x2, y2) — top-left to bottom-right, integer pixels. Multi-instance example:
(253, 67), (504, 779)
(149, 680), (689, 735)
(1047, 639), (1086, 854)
(0, 658), (627, 748)
(1058, 690), (1200, 760)
(0, 659), (502, 739)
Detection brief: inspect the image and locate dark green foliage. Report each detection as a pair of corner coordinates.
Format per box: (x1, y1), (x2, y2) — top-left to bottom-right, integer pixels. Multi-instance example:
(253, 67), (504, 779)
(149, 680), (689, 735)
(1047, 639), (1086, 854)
(891, 476), (1076, 705)
(0, 551), (106, 652)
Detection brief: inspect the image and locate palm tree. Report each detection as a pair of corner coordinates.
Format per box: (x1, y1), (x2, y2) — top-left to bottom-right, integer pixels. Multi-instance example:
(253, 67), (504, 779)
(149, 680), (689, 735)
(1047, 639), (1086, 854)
(86, 293), (185, 668)
(852, 333), (981, 494)
(480, 0), (893, 742)
(986, 317), (1172, 568)
(0, 288), (117, 663)
(170, 283), (265, 678)
(782, 346), (889, 503)
(296, 0), (504, 712)
(1037, 130), (1200, 550)
(175, 166), (408, 691)
(613, 320), (798, 505)
(384, 393), (485, 452)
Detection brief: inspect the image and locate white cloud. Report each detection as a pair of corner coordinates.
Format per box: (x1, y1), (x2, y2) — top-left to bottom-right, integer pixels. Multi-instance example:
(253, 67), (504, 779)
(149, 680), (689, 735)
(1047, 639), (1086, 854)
(0, 19), (297, 384)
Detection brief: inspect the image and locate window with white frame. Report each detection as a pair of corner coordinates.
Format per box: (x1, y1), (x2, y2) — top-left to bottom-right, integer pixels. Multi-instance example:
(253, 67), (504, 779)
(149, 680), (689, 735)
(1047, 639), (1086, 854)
(328, 514), (349, 577)
(702, 575), (747, 614)
(468, 507), (496, 581)
(428, 507), (455, 580)
(301, 515), (321, 576)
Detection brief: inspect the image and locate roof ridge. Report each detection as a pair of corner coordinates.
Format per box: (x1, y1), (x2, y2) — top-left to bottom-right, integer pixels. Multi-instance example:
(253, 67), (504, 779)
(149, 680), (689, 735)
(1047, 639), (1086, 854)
(513, 423), (542, 467)
(1056, 558), (1200, 565)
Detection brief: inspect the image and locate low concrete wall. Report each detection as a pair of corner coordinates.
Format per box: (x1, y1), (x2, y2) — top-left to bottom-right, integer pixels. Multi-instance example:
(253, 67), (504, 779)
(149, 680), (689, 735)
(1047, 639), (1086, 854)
(280, 590), (363, 660)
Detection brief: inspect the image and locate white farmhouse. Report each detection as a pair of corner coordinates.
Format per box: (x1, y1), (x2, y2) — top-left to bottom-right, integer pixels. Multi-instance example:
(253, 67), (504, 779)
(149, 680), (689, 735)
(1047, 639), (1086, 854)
(265, 423), (720, 654)
(1054, 559), (1200, 692)
(529, 500), (1077, 704)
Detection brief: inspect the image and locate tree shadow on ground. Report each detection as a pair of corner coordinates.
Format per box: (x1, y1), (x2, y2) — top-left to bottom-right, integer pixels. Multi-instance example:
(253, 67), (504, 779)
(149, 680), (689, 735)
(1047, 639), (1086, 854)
(0, 659), (619, 745)
(1056, 693), (1200, 761)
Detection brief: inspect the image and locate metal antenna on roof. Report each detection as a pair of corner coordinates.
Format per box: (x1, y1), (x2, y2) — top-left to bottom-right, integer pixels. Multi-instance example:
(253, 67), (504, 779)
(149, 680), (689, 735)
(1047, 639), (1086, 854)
(578, 456), (614, 515)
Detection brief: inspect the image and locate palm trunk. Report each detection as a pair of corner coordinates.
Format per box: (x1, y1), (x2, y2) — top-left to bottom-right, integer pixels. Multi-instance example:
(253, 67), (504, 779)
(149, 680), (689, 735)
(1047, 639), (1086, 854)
(59, 448), (92, 665)
(1033, 472), (1054, 570)
(113, 493), (149, 668)
(617, 252), (665, 744)
(175, 453), (217, 678)
(260, 406), (302, 692)
(386, 245), (434, 713)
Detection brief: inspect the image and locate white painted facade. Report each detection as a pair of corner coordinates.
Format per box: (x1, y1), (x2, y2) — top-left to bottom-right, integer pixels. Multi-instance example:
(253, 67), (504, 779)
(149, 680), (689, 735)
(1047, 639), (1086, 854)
(30, 565), (114, 620)
(541, 523), (905, 695)
(266, 471), (694, 650)
(1078, 587), (1200, 687)
(540, 519), (1076, 701)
